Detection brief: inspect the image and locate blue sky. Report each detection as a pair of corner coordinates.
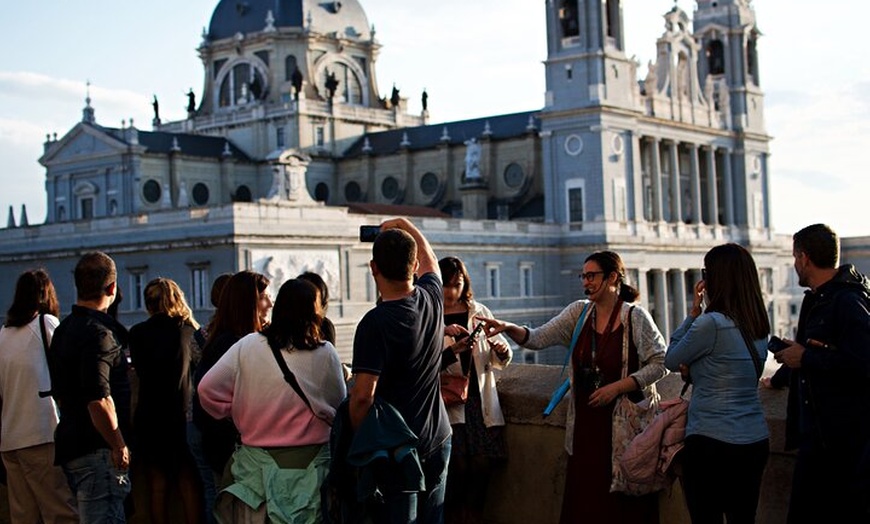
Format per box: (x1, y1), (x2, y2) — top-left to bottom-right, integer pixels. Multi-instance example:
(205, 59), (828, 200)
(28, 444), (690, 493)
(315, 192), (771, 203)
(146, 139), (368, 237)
(1, 0), (867, 237)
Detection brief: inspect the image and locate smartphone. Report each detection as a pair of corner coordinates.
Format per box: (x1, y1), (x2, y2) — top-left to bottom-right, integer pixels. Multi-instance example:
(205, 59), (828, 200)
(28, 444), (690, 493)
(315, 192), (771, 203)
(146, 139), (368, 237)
(466, 322), (485, 346)
(359, 225), (381, 242)
(768, 336), (788, 353)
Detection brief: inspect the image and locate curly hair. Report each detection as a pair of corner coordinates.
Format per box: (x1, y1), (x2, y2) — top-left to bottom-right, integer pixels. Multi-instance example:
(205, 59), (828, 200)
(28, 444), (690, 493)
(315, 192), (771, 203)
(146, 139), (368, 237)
(143, 277), (199, 329)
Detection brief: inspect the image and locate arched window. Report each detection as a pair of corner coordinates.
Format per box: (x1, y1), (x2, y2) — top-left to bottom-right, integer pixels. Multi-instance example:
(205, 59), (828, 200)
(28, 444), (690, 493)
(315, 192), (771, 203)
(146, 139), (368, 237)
(314, 183), (330, 203)
(219, 62), (266, 107)
(234, 185), (252, 202)
(747, 34), (760, 86)
(319, 62), (363, 105)
(344, 181), (362, 202)
(707, 40), (725, 75)
(558, 0), (579, 39)
(285, 55), (298, 82)
(605, 0), (622, 48)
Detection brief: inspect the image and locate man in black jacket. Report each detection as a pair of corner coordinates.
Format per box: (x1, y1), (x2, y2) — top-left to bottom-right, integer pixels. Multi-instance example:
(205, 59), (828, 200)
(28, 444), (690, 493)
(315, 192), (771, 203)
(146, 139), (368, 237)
(775, 224), (870, 523)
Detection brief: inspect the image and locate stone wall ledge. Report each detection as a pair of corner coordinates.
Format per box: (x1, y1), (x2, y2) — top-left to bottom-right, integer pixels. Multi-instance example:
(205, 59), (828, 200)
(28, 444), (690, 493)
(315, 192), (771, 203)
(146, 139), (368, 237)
(488, 364), (793, 524)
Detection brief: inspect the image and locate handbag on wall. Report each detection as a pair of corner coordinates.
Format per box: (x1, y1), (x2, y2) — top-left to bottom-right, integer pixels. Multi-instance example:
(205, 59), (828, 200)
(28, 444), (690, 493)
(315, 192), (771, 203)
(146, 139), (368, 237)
(610, 306), (661, 495)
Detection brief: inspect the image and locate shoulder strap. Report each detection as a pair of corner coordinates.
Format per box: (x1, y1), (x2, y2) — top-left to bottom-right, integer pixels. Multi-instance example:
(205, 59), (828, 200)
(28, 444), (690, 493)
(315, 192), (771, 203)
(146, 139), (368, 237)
(620, 305), (636, 380)
(738, 327), (764, 380)
(38, 314), (49, 355)
(557, 302), (591, 379)
(543, 303), (591, 417)
(269, 343), (314, 412)
(38, 314), (53, 398)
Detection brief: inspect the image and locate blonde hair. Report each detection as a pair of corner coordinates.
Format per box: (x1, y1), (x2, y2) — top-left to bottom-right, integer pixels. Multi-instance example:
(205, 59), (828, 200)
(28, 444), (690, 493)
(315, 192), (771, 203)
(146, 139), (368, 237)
(143, 278), (200, 329)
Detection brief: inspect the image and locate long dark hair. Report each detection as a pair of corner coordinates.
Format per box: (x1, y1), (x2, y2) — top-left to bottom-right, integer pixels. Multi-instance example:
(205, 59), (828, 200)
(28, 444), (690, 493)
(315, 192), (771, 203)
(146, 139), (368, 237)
(298, 272), (329, 311)
(439, 256), (474, 305)
(584, 251), (639, 302)
(206, 270), (269, 346)
(5, 269), (60, 327)
(262, 279), (323, 351)
(703, 243), (770, 339)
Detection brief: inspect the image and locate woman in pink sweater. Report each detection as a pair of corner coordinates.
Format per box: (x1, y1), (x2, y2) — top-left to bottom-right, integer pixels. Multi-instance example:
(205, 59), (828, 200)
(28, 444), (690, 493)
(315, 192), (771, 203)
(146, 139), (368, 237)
(198, 278), (346, 523)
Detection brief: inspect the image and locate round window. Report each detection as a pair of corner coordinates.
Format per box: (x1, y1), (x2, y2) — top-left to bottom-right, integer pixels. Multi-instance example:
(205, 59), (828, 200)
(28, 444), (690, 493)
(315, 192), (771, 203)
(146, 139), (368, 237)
(420, 172), (439, 196)
(381, 177), (399, 200)
(315, 183), (330, 203)
(504, 163), (525, 188)
(143, 180), (161, 204)
(234, 185), (252, 202)
(345, 181), (362, 202)
(192, 183), (210, 205)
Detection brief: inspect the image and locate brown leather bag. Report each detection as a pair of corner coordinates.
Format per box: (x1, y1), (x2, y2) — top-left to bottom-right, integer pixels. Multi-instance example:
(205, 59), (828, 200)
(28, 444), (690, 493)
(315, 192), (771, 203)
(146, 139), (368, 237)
(440, 372), (470, 406)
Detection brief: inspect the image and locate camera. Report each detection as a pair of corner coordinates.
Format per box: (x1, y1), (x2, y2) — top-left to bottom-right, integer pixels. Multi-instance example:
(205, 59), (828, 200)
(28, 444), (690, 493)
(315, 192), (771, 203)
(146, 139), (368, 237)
(768, 336), (789, 353)
(359, 225), (381, 242)
(577, 366), (603, 392)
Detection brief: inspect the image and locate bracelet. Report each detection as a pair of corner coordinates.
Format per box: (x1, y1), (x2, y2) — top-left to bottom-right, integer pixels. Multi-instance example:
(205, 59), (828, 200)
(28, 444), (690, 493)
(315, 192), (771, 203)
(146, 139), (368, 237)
(518, 326), (530, 346)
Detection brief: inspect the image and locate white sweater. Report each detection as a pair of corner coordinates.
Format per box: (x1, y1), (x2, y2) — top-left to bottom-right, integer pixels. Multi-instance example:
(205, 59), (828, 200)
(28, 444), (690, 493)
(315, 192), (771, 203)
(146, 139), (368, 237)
(0, 315), (60, 451)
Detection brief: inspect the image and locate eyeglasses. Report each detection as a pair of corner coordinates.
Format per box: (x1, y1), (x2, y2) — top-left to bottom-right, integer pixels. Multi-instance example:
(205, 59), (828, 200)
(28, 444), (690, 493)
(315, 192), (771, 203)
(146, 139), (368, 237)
(579, 271), (605, 281)
(701, 269), (707, 280)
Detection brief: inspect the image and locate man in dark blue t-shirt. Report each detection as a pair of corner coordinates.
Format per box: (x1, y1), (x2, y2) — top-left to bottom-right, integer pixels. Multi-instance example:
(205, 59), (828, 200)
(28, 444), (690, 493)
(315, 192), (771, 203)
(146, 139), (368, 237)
(350, 217), (451, 524)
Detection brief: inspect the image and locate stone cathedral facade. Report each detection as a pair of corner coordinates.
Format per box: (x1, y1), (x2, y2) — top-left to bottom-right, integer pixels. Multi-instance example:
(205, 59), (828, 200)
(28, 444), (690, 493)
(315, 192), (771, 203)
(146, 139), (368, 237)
(0, 0), (799, 362)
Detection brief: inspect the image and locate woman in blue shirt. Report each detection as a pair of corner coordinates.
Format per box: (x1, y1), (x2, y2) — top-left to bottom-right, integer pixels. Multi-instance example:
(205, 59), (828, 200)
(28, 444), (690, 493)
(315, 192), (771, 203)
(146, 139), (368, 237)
(665, 243), (770, 524)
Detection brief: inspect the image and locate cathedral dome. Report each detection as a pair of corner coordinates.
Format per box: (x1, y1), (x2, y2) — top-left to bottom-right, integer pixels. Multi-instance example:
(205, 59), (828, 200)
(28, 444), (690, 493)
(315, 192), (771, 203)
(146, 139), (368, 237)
(208, 0), (372, 41)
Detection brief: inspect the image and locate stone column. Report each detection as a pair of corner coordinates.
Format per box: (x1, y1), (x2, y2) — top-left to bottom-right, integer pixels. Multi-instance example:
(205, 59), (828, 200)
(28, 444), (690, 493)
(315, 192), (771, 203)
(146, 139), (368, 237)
(220, 145), (234, 203)
(689, 144), (702, 225)
(668, 141), (681, 223)
(672, 269), (687, 326)
(636, 268), (649, 308)
(722, 148), (735, 225)
(650, 138), (663, 222)
(705, 146), (719, 225)
(630, 132), (645, 223)
(653, 269), (670, 337)
(168, 144), (181, 208)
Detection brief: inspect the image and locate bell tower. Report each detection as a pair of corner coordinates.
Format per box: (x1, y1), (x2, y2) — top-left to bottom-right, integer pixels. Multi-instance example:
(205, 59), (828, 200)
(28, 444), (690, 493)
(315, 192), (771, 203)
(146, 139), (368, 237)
(693, 0), (765, 133)
(539, 0), (641, 225)
(543, 0), (638, 111)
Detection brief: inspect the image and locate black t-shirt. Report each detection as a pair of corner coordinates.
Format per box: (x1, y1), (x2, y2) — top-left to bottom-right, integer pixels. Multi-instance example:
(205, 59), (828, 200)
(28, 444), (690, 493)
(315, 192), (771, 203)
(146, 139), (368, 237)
(48, 305), (131, 465)
(352, 273), (451, 456)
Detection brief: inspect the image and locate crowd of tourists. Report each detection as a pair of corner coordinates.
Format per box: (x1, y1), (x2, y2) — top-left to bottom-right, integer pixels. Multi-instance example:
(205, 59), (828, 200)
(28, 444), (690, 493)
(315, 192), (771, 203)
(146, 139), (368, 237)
(0, 220), (866, 524)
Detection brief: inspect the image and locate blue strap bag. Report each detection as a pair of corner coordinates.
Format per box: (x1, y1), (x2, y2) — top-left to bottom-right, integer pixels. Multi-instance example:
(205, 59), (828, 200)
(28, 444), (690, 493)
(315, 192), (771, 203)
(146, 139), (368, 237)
(543, 303), (591, 417)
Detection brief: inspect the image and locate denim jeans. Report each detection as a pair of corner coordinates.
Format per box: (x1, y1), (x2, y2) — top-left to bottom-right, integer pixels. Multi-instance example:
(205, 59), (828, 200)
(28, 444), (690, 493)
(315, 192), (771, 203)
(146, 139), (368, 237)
(62, 448), (131, 524)
(187, 420), (218, 524)
(373, 437), (452, 524)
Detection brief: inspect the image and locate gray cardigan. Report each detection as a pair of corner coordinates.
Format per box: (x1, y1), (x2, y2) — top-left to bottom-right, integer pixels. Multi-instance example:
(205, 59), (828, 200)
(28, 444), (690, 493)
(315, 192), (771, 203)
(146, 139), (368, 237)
(524, 299), (668, 454)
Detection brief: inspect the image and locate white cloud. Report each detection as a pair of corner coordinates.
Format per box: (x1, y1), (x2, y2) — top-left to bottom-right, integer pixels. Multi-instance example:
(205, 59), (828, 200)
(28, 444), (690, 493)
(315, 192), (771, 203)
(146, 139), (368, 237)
(770, 174), (865, 239)
(0, 71), (156, 130)
(768, 86), (866, 173)
(0, 117), (45, 148)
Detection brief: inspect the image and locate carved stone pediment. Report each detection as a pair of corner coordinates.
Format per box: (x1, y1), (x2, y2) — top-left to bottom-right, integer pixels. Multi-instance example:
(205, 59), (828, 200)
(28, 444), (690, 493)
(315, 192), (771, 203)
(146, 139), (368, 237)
(40, 124), (129, 166)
